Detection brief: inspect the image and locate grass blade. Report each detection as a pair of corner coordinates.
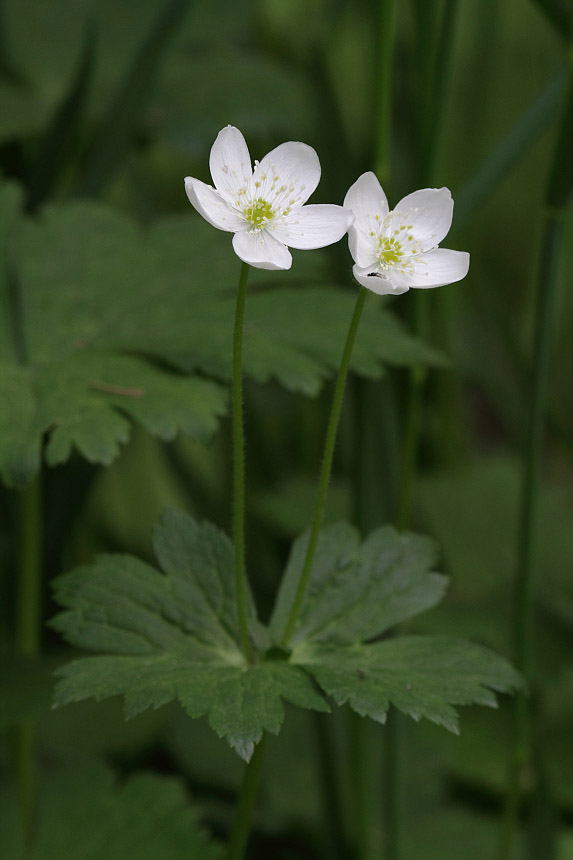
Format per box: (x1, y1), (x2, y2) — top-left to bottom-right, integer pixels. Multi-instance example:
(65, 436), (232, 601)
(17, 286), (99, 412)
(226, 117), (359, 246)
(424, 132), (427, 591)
(455, 69), (566, 229)
(79, 0), (194, 197)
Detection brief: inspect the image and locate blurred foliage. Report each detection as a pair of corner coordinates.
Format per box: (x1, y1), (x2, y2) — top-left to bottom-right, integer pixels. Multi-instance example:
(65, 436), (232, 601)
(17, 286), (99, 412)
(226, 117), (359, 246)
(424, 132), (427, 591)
(0, 763), (222, 859)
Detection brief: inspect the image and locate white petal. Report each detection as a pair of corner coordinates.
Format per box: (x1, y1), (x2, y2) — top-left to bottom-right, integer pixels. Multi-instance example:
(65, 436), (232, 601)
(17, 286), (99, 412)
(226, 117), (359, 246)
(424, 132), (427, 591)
(344, 172), (390, 267)
(389, 248), (470, 290)
(352, 264), (409, 296)
(185, 177), (245, 232)
(252, 142), (320, 208)
(344, 171), (389, 228)
(232, 229), (293, 270)
(209, 125), (252, 200)
(347, 224), (379, 268)
(272, 204), (353, 250)
(394, 187), (453, 251)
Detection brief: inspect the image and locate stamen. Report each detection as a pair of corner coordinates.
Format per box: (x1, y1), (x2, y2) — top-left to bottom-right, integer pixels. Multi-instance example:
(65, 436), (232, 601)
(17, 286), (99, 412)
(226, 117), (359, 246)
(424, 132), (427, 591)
(243, 197), (275, 229)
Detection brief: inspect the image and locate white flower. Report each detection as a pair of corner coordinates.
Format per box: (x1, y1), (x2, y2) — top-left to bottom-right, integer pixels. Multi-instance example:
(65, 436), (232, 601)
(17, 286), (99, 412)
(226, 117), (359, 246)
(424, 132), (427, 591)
(344, 172), (470, 295)
(185, 125), (353, 271)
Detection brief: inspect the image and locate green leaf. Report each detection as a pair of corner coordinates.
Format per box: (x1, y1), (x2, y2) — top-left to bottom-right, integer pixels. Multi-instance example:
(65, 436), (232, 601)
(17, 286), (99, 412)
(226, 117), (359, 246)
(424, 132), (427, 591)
(0, 353), (226, 489)
(1, 200), (442, 487)
(0, 763), (221, 860)
(52, 509), (329, 761)
(295, 635), (523, 733)
(52, 507), (519, 754)
(271, 523), (447, 646)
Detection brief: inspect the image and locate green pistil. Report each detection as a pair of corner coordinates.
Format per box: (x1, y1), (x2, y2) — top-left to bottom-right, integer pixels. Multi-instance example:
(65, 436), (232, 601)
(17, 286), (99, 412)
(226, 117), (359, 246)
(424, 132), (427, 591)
(244, 198), (274, 228)
(378, 235), (403, 268)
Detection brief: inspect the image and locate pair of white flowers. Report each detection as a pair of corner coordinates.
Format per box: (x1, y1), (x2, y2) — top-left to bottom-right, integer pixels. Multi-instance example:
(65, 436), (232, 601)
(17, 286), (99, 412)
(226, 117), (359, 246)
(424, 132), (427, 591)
(185, 126), (469, 294)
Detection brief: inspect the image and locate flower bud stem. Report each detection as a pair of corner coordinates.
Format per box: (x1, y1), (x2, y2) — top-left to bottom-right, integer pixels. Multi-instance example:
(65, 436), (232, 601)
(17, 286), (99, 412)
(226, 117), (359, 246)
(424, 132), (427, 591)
(228, 735), (267, 860)
(280, 287), (368, 647)
(232, 261), (253, 663)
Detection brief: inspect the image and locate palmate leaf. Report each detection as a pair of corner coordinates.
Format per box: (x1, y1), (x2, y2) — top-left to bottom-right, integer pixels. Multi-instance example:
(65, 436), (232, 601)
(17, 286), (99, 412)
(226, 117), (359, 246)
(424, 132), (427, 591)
(0, 763), (221, 860)
(52, 510), (521, 760)
(1, 198), (443, 487)
(52, 509), (329, 761)
(270, 523), (448, 646)
(294, 637), (521, 734)
(271, 522), (521, 732)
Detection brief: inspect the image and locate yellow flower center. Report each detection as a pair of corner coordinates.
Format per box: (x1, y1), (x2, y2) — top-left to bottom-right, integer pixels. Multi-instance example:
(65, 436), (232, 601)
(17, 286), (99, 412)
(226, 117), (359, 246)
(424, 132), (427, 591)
(377, 235), (404, 268)
(243, 198), (275, 228)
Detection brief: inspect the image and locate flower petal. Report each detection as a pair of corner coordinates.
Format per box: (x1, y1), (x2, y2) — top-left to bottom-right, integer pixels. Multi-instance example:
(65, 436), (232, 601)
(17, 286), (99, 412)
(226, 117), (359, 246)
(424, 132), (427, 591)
(394, 187), (453, 251)
(272, 204), (353, 250)
(347, 226), (380, 269)
(352, 264), (409, 295)
(209, 125), (253, 201)
(389, 248), (470, 290)
(344, 172), (390, 268)
(344, 171), (389, 228)
(252, 142), (321, 208)
(185, 177), (245, 232)
(232, 229), (293, 270)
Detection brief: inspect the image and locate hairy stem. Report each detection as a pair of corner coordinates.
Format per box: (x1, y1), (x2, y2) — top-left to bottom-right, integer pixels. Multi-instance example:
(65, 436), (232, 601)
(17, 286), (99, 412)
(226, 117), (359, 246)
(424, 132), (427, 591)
(232, 261), (253, 663)
(280, 287), (368, 646)
(228, 736), (267, 860)
(315, 712), (347, 860)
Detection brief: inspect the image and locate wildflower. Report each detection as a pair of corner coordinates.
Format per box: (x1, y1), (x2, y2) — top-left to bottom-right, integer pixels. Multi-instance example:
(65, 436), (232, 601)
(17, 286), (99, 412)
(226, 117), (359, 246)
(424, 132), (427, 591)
(185, 125), (353, 270)
(344, 172), (469, 295)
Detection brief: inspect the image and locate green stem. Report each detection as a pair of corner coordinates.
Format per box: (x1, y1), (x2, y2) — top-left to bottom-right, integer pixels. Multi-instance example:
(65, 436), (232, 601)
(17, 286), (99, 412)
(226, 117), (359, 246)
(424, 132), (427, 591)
(498, 53), (573, 860)
(228, 736), (266, 860)
(374, 0), (396, 187)
(14, 474), (43, 839)
(348, 710), (369, 858)
(280, 287), (368, 647)
(232, 261), (253, 663)
(422, 0), (460, 185)
(395, 294), (429, 531)
(314, 712), (347, 860)
(383, 708), (401, 860)
(497, 208), (565, 860)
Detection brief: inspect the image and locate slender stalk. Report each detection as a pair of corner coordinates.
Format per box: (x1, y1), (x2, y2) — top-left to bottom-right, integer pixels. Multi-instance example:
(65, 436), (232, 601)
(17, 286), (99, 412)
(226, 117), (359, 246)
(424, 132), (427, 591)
(395, 357), (427, 532)
(228, 736), (267, 860)
(374, 0), (397, 186)
(421, 0), (460, 185)
(14, 474), (43, 839)
(498, 54), (573, 860)
(315, 712), (347, 860)
(232, 262), (253, 663)
(497, 209), (565, 860)
(348, 710), (369, 858)
(382, 708), (401, 860)
(280, 287), (368, 646)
